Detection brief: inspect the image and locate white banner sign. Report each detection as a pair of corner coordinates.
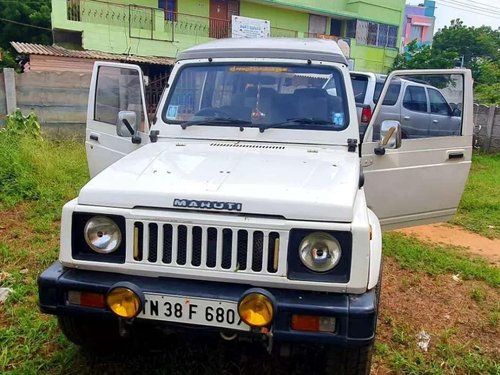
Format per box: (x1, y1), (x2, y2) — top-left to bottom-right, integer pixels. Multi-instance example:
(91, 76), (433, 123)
(232, 15), (270, 38)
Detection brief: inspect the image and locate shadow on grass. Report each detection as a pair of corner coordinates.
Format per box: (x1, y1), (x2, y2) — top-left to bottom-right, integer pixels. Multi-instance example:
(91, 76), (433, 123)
(50, 333), (320, 375)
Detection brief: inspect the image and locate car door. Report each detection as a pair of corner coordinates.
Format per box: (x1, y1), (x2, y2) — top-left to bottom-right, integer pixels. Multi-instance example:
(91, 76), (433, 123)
(427, 87), (461, 137)
(86, 62), (150, 178)
(362, 69), (473, 230)
(400, 84), (430, 138)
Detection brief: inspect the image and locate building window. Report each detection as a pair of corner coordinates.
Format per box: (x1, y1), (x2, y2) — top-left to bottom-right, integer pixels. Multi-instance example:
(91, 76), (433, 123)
(410, 25), (423, 42)
(387, 26), (398, 48)
(367, 23), (378, 45)
(363, 22), (398, 48)
(377, 24), (388, 46)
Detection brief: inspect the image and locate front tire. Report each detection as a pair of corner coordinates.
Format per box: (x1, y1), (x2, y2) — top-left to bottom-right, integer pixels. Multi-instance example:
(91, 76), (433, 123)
(58, 315), (125, 349)
(324, 345), (374, 375)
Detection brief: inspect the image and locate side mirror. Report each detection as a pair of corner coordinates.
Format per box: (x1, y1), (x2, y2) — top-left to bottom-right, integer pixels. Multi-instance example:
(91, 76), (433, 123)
(117, 111), (142, 144)
(374, 120), (402, 155)
(451, 107), (461, 117)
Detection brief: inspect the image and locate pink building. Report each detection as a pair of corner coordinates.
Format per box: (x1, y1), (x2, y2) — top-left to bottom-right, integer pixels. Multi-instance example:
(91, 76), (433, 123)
(403, 1), (436, 47)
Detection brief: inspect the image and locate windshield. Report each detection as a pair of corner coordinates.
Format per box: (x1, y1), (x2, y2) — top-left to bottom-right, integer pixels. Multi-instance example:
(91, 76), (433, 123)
(163, 63), (349, 131)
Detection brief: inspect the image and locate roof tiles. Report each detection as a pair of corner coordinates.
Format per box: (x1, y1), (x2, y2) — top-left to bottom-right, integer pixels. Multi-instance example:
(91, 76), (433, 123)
(10, 42), (174, 66)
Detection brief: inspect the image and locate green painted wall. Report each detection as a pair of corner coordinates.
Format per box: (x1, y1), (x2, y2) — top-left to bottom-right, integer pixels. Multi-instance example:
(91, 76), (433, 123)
(240, 2), (309, 34)
(177, 0), (209, 17)
(52, 0), (405, 72)
(350, 41), (398, 72)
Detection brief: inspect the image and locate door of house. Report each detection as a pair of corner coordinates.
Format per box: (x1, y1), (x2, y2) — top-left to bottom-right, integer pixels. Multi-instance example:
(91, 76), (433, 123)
(210, 0), (229, 38)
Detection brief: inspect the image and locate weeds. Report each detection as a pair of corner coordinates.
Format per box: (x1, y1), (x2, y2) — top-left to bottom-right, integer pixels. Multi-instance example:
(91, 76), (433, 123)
(0, 125), (88, 228)
(470, 287), (487, 303)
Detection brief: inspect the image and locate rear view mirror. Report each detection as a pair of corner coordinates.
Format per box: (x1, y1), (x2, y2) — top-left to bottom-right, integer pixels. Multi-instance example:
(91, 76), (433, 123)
(380, 120), (402, 149)
(117, 111), (142, 144)
(117, 111), (137, 137)
(451, 107), (461, 117)
(375, 120), (401, 155)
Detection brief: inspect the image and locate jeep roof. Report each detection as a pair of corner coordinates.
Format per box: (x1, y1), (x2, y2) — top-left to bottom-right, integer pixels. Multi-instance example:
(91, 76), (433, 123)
(176, 38), (348, 65)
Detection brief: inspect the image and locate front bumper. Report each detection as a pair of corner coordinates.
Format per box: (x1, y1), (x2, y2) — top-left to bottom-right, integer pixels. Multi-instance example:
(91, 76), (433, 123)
(38, 261), (377, 347)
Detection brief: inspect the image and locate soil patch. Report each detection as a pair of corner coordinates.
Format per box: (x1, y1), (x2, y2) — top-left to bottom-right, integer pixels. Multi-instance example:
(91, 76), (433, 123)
(397, 224), (500, 266)
(377, 259), (499, 355)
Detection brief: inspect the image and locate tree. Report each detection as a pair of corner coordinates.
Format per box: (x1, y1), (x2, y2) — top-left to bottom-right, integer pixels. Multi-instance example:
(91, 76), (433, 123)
(0, 1), (52, 69)
(392, 40), (458, 71)
(392, 19), (500, 104)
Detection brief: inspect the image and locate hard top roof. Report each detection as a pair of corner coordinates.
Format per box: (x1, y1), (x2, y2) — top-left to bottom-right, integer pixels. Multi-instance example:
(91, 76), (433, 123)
(177, 38), (348, 65)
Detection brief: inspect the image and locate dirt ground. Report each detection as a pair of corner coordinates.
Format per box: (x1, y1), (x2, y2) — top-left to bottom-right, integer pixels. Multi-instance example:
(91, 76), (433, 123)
(398, 224), (500, 266)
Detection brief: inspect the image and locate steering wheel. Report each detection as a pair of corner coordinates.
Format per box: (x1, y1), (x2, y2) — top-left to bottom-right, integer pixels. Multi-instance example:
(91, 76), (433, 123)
(195, 108), (231, 118)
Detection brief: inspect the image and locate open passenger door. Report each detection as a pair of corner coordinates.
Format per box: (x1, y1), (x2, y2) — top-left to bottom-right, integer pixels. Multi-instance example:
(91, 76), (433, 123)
(361, 69), (473, 230)
(86, 62), (150, 178)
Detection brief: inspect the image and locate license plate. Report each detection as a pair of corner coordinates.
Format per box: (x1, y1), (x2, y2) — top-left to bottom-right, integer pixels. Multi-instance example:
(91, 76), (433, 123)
(138, 293), (251, 332)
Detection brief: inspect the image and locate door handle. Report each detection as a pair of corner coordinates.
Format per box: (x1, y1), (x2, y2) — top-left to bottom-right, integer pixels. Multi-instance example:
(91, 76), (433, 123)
(403, 116), (410, 120)
(432, 119), (439, 123)
(448, 151), (464, 159)
(89, 133), (99, 142)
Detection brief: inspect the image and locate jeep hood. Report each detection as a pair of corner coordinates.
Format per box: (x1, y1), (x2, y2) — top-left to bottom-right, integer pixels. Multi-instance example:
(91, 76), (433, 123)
(78, 141), (360, 222)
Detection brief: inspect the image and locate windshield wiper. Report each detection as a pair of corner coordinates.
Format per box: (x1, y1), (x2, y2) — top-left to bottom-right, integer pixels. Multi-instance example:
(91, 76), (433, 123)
(259, 118), (332, 133)
(180, 117), (252, 129)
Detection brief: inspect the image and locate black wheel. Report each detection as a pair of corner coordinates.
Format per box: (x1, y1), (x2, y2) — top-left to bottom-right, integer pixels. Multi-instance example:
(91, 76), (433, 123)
(58, 315), (125, 349)
(324, 345), (374, 375)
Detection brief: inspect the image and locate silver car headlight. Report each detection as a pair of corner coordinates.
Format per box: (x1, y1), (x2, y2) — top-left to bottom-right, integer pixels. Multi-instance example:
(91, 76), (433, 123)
(298, 232), (341, 272)
(84, 216), (122, 254)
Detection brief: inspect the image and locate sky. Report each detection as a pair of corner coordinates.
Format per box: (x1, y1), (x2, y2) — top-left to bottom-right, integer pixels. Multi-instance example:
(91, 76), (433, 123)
(407, 0), (500, 32)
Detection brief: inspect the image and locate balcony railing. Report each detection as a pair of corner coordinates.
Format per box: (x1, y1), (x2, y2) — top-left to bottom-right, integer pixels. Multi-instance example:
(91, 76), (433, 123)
(66, 0), (299, 42)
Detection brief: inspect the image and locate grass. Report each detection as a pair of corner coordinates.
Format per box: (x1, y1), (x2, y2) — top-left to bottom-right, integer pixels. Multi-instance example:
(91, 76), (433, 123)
(383, 232), (500, 287)
(452, 153), (500, 239)
(0, 135), (498, 374)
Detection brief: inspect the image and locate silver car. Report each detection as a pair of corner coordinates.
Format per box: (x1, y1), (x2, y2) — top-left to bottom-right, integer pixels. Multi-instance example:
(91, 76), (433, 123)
(372, 77), (462, 139)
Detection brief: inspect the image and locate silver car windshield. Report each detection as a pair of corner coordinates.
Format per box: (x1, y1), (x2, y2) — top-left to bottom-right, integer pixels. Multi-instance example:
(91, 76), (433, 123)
(162, 63), (349, 131)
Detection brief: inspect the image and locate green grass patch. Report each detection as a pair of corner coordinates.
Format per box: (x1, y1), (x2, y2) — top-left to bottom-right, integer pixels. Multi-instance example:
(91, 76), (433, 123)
(0, 133), (88, 209)
(375, 327), (499, 375)
(383, 233), (500, 287)
(452, 153), (500, 239)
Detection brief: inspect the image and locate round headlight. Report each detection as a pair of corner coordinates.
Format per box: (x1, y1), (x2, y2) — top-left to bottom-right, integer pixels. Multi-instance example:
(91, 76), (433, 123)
(84, 216), (121, 254)
(298, 232), (341, 272)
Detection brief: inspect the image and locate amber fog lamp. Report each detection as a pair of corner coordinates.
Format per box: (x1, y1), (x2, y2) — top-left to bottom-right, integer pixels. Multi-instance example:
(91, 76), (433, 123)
(238, 293), (274, 327)
(106, 287), (141, 319)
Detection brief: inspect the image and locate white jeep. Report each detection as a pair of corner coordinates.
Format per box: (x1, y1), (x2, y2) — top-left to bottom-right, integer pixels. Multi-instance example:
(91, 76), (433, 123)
(38, 38), (473, 375)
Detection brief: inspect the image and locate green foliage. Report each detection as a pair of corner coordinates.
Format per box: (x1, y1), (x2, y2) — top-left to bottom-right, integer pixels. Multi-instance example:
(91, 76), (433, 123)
(0, 0), (51, 51)
(0, 50), (19, 70)
(452, 153), (500, 238)
(433, 19), (500, 80)
(474, 83), (500, 105)
(393, 19), (500, 104)
(2, 109), (42, 139)
(392, 40), (458, 71)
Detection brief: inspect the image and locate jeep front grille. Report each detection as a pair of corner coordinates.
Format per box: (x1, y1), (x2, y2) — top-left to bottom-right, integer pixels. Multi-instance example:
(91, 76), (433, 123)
(132, 222), (285, 275)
